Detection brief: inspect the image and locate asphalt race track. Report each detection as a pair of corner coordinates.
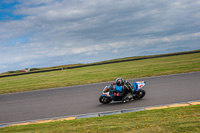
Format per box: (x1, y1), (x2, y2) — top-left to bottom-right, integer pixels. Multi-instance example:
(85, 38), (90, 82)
(0, 72), (200, 124)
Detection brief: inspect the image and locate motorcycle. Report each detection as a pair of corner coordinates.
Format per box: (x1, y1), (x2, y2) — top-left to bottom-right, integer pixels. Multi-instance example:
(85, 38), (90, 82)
(99, 81), (146, 104)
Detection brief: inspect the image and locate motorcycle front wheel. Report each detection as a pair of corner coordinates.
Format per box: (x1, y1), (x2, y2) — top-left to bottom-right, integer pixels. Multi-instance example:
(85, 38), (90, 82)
(99, 96), (112, 104)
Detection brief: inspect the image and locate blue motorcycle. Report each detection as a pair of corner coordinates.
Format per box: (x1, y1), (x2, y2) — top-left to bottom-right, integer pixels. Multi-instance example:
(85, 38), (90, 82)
(99, 81), (146, 104)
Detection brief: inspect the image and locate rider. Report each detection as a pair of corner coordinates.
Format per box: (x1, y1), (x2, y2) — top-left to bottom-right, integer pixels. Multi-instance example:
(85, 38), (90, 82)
(111, 77), (134, 102)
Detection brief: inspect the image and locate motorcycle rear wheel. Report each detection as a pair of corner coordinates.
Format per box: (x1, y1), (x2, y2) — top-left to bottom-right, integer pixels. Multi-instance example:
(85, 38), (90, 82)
(99, 96), (112, 104)
(133, 89), (145, 100)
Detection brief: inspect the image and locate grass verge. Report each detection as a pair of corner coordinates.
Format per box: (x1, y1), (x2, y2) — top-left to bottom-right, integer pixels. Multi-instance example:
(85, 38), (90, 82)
(0, 105), (199, 133)
(0, 52), (199, 94)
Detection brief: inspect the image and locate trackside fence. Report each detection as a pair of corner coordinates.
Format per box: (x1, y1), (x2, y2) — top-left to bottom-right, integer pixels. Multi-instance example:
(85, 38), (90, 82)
(1, 50), (199, 78)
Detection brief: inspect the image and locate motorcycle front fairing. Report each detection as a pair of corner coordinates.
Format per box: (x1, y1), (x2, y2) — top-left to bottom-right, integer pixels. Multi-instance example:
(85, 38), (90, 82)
(101, 86), (123, 101)
(101, 86), (114, 97)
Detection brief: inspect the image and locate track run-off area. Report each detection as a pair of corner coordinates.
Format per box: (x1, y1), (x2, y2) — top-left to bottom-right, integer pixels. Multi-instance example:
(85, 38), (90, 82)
(0, 72), (200, 125)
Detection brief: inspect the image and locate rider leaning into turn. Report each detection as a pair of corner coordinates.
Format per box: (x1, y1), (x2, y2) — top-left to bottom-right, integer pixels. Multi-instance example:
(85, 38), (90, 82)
(111, 77), (134, 102)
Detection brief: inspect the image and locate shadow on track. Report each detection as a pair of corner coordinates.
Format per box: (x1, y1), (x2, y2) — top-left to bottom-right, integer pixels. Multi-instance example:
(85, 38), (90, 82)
(97, 99), (141, 107)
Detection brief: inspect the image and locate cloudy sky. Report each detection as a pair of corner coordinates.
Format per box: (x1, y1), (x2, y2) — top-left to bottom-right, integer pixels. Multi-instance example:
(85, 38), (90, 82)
(0, 0), (200, 73)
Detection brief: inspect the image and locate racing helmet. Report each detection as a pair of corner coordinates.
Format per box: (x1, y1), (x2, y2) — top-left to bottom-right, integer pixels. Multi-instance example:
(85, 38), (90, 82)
(116, 78), (124, 86)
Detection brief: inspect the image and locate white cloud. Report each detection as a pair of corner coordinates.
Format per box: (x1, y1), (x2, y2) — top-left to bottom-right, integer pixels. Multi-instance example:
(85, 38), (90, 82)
(0, 0), (200, 73)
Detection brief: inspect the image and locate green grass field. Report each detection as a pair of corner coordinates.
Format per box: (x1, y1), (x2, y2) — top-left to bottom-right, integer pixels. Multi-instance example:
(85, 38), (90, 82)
(0, 52), (199, 94)
(1, 105), (199, 133)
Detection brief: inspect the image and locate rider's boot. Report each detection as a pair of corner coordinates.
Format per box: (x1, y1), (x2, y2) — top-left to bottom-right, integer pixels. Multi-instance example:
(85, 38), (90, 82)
(122, 93), (132, 103)
(127, 93), (133, 100)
